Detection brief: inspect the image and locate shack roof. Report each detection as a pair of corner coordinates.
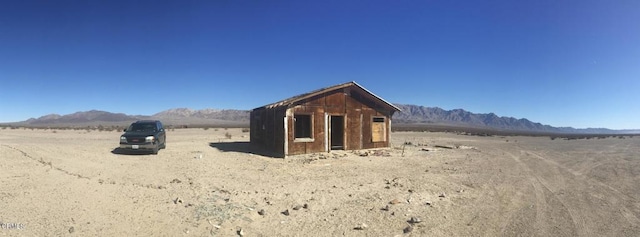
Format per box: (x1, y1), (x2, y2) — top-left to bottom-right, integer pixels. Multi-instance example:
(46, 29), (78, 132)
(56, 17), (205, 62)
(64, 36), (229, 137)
(253, 81), (401, 112)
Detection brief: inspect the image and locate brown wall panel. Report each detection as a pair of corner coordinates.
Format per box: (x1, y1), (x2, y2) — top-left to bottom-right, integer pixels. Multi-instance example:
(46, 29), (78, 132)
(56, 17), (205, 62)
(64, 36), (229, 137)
(324, 90), (345, 107)
(346, 111), (362, 150)
(345, 94), (361, 109)
(253, 85), (394, 156)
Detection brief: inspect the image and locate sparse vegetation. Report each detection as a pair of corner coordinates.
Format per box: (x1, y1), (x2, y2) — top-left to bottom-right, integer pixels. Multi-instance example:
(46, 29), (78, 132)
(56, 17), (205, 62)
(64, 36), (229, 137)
(225, 132), (232, 139)
(241, 128), (250, 133)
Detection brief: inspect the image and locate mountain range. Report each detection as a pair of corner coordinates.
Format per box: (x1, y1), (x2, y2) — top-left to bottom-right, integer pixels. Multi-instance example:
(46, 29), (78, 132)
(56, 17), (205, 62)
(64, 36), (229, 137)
(7, 104), (638, 134)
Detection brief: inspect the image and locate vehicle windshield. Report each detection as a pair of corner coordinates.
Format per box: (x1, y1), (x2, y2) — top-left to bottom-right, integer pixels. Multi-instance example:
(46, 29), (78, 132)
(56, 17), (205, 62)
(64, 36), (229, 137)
(128, 123), (156, 132)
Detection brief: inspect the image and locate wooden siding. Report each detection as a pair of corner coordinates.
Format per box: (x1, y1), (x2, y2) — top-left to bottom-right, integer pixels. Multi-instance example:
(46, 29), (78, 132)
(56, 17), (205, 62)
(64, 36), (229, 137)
(250, 107), (286, 157)
(251, 83), (397, 157)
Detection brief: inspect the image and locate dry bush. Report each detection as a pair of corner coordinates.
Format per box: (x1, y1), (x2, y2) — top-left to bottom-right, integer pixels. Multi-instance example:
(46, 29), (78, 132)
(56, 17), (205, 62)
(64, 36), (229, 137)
(225, 132), (232, 139)
(241, 128), (250, 133)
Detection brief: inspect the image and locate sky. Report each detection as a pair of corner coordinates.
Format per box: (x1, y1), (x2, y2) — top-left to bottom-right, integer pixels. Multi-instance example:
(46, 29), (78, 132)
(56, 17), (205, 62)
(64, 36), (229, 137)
(1, 0), (639, 129)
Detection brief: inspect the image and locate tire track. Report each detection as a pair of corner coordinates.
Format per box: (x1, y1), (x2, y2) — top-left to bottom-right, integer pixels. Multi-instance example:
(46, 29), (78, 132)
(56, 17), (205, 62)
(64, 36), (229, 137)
(525, 149), (640, 226)
(1, 144), (90, 179)
(501, 149), (583, 236)
(1, 144), (169, 191)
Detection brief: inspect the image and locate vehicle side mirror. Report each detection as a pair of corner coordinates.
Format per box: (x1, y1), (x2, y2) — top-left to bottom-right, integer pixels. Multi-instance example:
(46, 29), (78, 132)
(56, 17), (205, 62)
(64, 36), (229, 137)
(123, 129), (127, 132)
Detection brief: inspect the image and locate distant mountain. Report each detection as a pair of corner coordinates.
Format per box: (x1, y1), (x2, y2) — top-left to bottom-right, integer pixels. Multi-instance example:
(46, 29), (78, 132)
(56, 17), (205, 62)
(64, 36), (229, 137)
(392, 104), (620, 134)
(25, 110), (145, 125)
(15, 108), (248, 127)
(153, 108), (249, 121)
(7, 105), (634, 134)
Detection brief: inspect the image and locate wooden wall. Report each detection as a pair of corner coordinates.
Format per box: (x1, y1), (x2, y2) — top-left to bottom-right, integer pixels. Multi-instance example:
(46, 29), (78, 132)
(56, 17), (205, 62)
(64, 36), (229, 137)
(251, 85), (395, 157)
(250, 107), (286, 157)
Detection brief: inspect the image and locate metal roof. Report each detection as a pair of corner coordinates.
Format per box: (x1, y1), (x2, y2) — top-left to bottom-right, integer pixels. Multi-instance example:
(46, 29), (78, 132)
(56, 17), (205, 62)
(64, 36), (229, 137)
(253, 81), (401, 112)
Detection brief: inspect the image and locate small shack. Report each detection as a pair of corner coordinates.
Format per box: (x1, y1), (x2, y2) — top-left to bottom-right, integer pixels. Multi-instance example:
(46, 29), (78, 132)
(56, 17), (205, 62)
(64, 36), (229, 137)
(250, 81), (401, 157)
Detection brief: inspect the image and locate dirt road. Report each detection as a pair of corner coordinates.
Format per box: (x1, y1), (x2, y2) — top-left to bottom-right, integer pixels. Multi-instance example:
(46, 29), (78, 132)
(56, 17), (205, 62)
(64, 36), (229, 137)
(1, 128), (638, 236)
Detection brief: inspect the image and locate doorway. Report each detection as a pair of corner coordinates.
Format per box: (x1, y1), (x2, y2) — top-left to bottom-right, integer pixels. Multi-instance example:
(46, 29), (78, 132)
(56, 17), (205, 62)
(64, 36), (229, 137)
(330, 116), (344, 150)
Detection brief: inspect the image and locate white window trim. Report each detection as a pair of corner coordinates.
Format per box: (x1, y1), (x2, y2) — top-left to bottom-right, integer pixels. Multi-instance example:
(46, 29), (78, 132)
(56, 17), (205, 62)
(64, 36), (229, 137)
(293, 113), (314, 142)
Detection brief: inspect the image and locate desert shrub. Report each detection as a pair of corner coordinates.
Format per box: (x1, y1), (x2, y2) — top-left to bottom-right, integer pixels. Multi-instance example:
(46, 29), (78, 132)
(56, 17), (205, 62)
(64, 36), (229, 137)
(225, 132), (232, 139)
(241, 128), (250, 133)
(52, 130), (57, 133)
(203, 127), (209, 130)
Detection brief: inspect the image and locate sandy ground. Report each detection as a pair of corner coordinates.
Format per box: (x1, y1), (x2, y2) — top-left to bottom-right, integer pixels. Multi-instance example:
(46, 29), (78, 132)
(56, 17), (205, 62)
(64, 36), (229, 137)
(1, 128), (639, 236)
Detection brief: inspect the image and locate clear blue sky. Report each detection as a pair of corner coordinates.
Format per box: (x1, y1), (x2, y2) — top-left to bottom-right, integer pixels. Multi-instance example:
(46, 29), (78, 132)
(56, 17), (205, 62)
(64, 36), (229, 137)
(1, 0), (638, 129)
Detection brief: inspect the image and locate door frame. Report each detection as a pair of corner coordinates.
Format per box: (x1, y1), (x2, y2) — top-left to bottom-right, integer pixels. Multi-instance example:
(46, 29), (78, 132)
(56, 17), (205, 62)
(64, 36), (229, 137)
(328, 114), (346, 151)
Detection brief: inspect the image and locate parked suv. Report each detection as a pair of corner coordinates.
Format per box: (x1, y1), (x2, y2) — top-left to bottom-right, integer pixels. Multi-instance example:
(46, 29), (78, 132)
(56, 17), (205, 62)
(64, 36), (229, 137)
(119, 120), (166, 154)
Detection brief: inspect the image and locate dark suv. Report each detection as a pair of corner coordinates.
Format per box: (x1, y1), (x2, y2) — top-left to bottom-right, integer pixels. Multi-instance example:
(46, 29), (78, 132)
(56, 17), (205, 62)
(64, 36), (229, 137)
(119, 120), (166, 154)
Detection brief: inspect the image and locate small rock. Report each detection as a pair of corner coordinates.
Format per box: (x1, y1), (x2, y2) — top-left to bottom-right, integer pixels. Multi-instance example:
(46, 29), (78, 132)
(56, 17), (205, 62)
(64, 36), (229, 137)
(292, 205), (303, 210)
(389, 198), (403, 205)
(303, 203), (309, 209)
(381, 205), (389, 211)
(439, 193), (446, 198)
(69, 226), (75, 233)
(408, 217), (422, 224)
(354, 223), (368, 230)
(425, 201), (432, 206)
(282, 209), (290, 216)
(403, 225), (413, 233)
(237, 228), (244, 236)
(258, 209), (265, 215)
(174, 197), (183, 204)
(170, 178), (182, 184)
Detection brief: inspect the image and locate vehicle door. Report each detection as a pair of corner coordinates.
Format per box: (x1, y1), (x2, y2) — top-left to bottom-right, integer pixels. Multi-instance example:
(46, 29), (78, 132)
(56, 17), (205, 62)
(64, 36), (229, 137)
(157, 122), (166, 144)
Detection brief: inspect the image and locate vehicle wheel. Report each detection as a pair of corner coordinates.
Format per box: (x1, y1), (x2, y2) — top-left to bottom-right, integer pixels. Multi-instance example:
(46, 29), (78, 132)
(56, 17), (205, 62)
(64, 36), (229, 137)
(152, 145), (159, 155)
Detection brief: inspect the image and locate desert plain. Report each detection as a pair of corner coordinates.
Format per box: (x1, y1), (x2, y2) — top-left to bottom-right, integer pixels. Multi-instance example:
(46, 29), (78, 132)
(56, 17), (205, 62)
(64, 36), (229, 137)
(1, 128), (639, 236)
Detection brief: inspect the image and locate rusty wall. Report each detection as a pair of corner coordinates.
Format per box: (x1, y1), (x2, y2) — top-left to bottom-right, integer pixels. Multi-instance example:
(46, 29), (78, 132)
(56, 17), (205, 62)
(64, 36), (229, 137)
(250, 108), (286, 157)
(253, 86), (395, 156)
(286, 98), (327, 156)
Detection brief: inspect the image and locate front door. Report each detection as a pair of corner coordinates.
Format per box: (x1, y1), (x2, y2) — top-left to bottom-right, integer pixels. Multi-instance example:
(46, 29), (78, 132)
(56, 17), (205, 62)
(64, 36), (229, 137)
(330, 116), (344, 150)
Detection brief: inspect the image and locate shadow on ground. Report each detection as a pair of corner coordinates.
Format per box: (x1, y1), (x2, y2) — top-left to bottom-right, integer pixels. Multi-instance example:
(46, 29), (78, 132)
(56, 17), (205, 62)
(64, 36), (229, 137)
(111, 148), (154, 156)
(208, 142), (282, 158)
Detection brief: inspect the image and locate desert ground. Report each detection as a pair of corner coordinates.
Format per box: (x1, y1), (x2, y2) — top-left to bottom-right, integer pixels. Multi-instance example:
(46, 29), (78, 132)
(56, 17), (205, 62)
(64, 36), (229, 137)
(1, 128), (639, 236)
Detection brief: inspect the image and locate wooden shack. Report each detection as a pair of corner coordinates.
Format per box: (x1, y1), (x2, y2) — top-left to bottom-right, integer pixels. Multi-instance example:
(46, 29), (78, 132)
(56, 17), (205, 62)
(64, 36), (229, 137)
(250, 81), (401, 157)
